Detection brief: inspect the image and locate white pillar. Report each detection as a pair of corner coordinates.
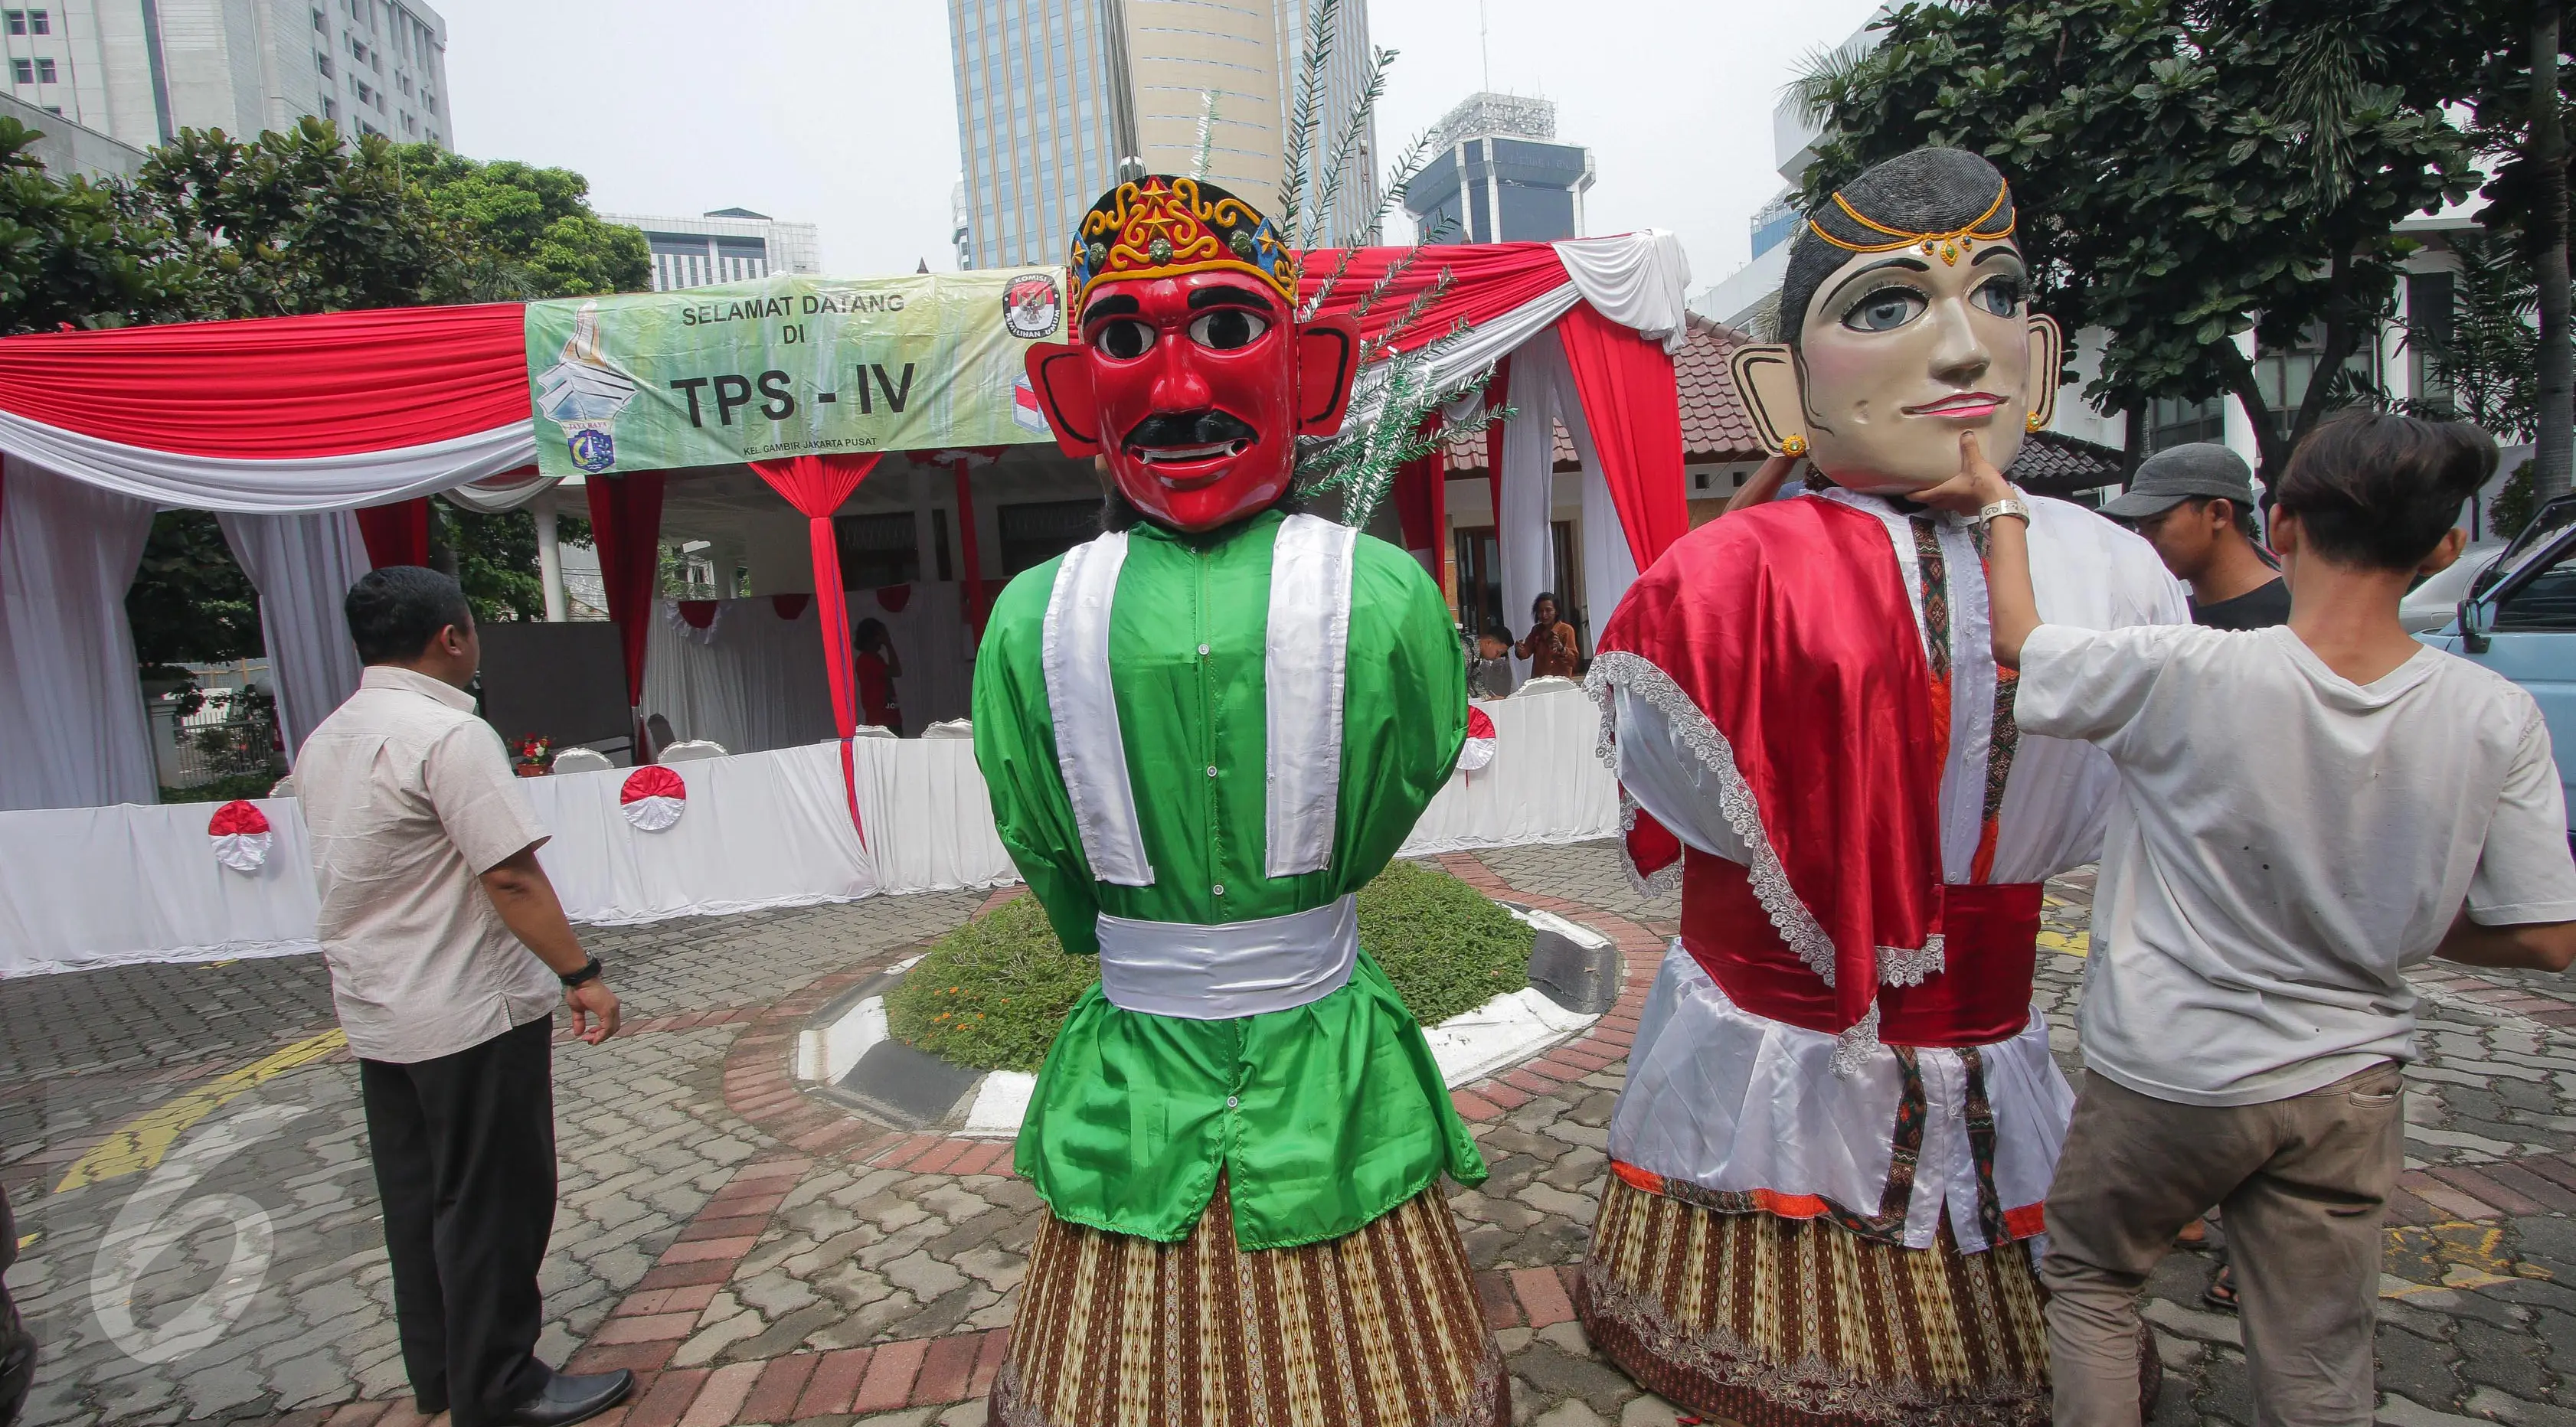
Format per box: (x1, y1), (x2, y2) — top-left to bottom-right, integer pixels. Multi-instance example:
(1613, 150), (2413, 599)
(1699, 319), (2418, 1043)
(534, 488), (567, 622)
(2221, 328), (2262, 474)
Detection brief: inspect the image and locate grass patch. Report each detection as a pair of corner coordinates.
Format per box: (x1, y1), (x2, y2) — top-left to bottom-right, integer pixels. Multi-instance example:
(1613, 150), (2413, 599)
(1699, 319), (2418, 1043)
(1356, 860), (1533, 1028)
(886, 863), (1536, 1072)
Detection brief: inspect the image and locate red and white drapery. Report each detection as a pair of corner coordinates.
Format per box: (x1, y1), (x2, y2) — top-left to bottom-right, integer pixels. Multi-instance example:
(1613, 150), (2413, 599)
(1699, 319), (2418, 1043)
(0, 303), (541, 810)
(1303, 233), (1693, 669)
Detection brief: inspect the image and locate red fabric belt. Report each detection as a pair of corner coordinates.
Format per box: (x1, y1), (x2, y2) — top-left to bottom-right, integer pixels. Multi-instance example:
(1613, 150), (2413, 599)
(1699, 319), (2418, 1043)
(1679, 849), (2042, 1047)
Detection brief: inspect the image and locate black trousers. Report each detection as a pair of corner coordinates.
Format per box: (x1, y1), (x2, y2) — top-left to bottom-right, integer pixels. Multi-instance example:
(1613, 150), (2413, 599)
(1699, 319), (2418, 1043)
(360, 1015), (557, 1427)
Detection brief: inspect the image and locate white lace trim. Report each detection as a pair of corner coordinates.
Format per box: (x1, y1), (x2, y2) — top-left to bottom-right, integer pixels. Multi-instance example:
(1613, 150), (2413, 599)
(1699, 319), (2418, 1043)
(1832, 1003), (1882, 1079)
(1876, 936), (1947, 988)
(1587, 650), (1948, 1008)
(1586, 651), (1838, 986)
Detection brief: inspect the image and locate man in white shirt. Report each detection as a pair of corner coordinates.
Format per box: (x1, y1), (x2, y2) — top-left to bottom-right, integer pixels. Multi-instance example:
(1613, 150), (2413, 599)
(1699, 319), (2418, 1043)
(1925, 413), (2576, 1427)
(297, 567), (630, 1427)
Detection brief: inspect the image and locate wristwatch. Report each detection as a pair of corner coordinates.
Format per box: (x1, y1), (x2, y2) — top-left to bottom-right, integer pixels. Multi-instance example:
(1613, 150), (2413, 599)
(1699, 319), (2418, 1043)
(1976, 496), (2032, 527)
(560, 955), (604, 988)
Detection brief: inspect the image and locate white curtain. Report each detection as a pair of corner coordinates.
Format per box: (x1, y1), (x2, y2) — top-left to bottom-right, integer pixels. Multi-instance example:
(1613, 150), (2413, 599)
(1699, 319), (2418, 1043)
(1553, 230), (1695, 353)
(642, 584), (979, 756)
(517, 743), (879, 925)
(1497, 333), (1562, 679)
(218, 510), (372, 756)
(441, 469), (563, 514)
(1401, 686), (1620, 855)
(0, 457), (159, 811)
(1495, 329), (1649, 664)
(0, 413), (534, 513)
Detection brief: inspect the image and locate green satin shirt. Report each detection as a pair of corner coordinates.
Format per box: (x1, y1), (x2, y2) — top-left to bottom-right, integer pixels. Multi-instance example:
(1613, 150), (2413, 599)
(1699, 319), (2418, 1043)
(971, 508), (1483, 1249)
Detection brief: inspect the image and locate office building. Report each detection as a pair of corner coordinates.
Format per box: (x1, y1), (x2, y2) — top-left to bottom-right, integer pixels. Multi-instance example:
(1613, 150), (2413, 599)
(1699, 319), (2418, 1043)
(597, 207), (823, 293)
(2, 0), (451, 151)
(0, 87), (144, 175)
(1401, 90), (1593, 244)
(946, 0), (1378, 272)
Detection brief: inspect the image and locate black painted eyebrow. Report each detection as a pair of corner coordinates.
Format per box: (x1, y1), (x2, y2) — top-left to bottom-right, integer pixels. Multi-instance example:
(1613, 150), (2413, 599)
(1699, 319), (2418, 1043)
(1971, 245), (2025, 267)
(1084, 294), (1142, 321)
(1821, 256), (1931, 312)
(1188, 283), (1272, 311)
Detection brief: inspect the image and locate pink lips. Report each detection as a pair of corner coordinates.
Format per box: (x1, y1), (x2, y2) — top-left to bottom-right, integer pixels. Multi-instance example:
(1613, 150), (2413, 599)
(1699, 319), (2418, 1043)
(1905, 392), (2009, 420)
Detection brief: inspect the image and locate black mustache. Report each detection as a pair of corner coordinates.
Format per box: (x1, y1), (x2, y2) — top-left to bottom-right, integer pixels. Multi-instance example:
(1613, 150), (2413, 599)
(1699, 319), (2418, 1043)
(1123, 410), (1259, 449)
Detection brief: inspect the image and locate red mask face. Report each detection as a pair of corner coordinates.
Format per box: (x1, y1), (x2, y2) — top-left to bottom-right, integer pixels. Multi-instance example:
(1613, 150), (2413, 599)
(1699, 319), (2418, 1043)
(1027, 271), (1359, 532)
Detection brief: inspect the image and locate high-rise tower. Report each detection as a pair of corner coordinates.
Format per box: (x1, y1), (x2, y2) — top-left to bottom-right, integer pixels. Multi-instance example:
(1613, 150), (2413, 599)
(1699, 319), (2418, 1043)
(947, 0), (1378, 272)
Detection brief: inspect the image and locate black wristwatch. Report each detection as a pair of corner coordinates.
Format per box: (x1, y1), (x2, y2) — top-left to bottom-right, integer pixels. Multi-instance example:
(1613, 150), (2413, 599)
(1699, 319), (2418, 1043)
(560, 955), (604, 988)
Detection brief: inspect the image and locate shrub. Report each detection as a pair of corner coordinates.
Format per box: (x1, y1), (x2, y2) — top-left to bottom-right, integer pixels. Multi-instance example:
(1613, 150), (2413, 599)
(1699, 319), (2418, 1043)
(887, 863), (1536, 1072)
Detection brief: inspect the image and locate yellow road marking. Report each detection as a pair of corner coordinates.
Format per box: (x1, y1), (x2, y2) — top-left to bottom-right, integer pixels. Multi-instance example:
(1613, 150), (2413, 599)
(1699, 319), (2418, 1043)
(13, 1233), (34, 1251)
(2379, 1220), (2552, 1297)
(52, 1028), (346, 1194)
(2037, 928), (2090, 958)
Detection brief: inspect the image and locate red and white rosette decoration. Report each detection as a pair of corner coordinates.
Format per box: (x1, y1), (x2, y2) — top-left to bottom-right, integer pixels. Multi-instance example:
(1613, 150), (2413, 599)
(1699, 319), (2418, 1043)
(619, 764), (687, 832)
(208, 799), (273, 872)
(1456, 705), (1498, 776)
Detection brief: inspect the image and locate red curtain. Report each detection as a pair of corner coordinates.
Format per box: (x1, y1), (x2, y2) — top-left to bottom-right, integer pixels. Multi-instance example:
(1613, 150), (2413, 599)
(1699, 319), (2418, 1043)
(354, 498), (430, 569)
(1299, 243), (1570, 358)
(952, 459), (988, 639)
(0, 302), (528, 456)
(1391, 416), (1447, 591)
(1554, 301), (1688, 572)
(749, 452), (884, 844)
(583, 472), (665, 754)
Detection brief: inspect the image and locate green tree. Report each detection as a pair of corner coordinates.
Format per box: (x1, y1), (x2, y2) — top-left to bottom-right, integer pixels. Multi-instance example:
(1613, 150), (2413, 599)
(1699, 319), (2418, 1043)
(1796, 0), (2481, 489)
(429, 501), (593, 624)
(397, 148), (649, 300)
(0, 116), (195, 333)
(126, 510), (263, 671)
(2407, 231), (2540, 441)
(132, 119), (452, 318)
(2450, 2), (2574, 500)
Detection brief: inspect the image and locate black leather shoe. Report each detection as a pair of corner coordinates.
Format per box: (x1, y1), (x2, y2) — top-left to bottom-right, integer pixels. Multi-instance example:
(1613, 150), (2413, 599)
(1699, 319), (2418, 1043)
(495, 1369), (634, 1427)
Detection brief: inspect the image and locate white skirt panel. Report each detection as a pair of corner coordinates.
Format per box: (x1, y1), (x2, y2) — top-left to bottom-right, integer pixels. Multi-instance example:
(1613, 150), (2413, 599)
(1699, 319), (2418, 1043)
(1607, 942), (2074, 1252)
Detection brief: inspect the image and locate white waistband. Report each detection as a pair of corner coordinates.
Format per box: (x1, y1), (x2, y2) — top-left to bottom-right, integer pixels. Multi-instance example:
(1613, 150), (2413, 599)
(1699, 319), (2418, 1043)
(1094, 893), (1358, 1020)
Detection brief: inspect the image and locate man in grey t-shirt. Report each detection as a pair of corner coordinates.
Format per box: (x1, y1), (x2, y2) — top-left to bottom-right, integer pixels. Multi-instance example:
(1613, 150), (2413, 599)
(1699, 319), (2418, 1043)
(1928, 414), (2576, 1427)
(298, 568), (631, 1427)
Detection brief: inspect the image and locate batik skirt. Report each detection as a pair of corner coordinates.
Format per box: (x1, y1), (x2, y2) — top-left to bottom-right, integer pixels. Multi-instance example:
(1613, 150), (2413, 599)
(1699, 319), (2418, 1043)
(990, 1175), (1508, 1427)
(1578, 1173), (2154, 1427)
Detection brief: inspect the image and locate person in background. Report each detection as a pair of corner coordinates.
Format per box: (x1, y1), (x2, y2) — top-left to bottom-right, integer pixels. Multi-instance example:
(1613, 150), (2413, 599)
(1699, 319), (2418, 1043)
(1515, 592), (1581, 681)
(1931, 413), (2576, 1427)
(852, 617), (904, 735)
(2104, 443), (2290, 629)
(1469, 630), (1516, 699)
(297, 567), (630, 1427)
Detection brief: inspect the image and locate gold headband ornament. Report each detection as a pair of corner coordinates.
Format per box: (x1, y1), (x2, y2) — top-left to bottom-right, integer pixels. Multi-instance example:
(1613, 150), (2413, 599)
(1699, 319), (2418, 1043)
(1807, 181), (2015, 267)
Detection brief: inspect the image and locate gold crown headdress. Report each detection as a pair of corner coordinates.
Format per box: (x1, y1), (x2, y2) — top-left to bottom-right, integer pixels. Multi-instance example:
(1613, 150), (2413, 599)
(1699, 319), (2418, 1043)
(1807, 179), (2015, 267)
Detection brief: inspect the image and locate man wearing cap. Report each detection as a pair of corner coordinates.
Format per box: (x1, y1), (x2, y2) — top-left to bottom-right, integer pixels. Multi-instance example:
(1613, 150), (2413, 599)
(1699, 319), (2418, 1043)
(2104, 444), (2289, 630)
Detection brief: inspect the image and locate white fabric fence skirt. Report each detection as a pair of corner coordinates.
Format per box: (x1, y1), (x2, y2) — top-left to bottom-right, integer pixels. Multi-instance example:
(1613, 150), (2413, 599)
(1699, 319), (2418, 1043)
(0, 687), (1613, 976)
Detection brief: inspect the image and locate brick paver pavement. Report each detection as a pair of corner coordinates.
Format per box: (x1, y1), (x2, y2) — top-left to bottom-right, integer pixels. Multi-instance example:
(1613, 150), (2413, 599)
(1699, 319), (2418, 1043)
(8, 844), (2576, 1426)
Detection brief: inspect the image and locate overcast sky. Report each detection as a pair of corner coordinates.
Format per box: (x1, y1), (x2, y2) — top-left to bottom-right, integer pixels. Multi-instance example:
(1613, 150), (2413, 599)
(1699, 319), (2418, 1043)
(436, 0), (1881, 296)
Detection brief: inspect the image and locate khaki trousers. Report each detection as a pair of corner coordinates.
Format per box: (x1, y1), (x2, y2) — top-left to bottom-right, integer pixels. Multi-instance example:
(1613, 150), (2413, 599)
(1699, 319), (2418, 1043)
(2039, 1062), (2404, 1427)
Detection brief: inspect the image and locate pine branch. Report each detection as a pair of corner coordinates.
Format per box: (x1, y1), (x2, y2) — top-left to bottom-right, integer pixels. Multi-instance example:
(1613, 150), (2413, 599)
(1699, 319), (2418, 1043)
(1303, 43), (1394, 248)
(1277, 0), (1339, 246)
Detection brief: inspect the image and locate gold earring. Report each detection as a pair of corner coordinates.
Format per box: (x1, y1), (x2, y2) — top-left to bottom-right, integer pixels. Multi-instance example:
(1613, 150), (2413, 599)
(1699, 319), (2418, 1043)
(1781, 433), (1809, 457)
(2025, 411), (2045, 432)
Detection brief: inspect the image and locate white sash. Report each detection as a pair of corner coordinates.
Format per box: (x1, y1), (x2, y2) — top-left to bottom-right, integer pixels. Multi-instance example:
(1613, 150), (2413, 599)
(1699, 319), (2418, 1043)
(1039, 514), (1355, 887)
(1095, 894), (1358, 1018)
(1042, 531), (1154, 886)
(1263, 513), (1357, 876)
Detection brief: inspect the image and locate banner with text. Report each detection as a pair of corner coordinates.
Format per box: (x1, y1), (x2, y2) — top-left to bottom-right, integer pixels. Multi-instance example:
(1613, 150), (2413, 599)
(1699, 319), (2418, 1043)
(524, 269), (1067, 477)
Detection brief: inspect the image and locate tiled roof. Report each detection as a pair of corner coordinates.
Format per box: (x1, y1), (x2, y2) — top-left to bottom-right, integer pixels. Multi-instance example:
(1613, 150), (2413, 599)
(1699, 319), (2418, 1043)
(2004, 429), (2127, 496)
(1432, 313), (2124, 491)
(1443, 313), (1770, 474)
